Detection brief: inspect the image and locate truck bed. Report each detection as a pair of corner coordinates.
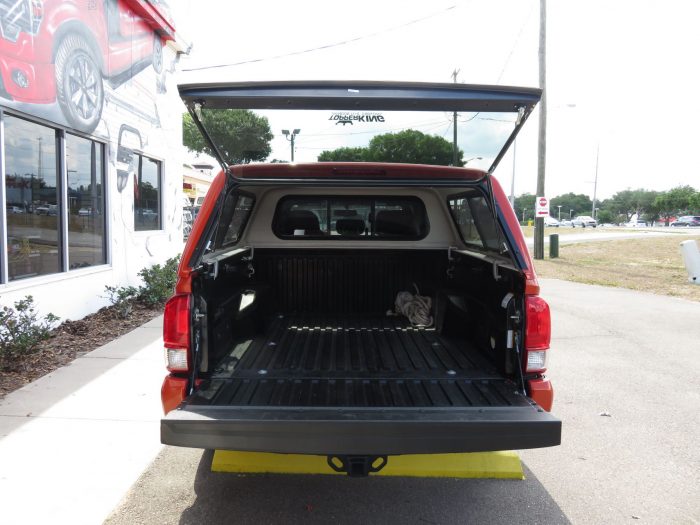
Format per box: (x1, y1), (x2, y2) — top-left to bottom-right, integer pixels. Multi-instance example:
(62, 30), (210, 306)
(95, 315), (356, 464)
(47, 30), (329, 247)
(187, 314), (528, 409)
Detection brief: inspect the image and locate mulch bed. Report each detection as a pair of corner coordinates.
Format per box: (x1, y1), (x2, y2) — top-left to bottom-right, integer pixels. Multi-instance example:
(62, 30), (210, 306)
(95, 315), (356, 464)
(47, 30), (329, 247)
(0, 302), (163, 398)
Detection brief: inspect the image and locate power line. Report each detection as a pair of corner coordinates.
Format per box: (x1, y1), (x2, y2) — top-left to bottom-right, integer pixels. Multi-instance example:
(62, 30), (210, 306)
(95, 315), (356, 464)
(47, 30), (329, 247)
(183, 5), (456, 72)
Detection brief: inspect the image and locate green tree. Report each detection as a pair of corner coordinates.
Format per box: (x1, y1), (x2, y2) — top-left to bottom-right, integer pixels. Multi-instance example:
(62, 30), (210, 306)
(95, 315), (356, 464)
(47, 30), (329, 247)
(654, 185), (697, 223)
(513, 193), (536, 223)
(689, 191), (700, 213)
(183, 110), (273, 164)
(318, 147), (367, 162)
(549, 193), (593, 220)
(601, 189), (659, 222)
(317, 129), (463, 166)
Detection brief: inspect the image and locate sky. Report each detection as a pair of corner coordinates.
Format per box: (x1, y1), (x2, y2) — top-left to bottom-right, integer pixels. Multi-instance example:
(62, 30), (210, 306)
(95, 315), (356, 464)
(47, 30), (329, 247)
(170, 0), (700, 200)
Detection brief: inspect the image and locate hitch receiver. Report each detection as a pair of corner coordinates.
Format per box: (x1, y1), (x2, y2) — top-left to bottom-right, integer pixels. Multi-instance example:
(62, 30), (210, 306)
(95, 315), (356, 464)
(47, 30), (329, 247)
(327, 455), (388, 477)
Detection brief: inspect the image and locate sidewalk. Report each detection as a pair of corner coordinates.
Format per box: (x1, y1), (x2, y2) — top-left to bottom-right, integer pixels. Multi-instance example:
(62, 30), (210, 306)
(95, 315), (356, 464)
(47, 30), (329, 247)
(0, 315), (166, 525)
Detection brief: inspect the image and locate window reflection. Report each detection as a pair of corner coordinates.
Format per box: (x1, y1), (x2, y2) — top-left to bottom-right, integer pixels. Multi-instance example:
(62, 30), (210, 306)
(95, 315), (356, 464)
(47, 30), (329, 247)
(66, 134), (106, 269)
(134, 156), (161, 231)
(4, 116), (60, 281)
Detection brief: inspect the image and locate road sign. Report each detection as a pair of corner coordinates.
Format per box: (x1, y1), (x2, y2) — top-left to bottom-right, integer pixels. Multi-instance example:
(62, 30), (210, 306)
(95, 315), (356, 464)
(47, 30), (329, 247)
(535, 196), (549, 217)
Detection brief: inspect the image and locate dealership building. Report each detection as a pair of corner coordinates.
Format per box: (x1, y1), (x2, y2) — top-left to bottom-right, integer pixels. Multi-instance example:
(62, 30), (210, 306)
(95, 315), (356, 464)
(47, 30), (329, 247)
(0, 0), (189, 321)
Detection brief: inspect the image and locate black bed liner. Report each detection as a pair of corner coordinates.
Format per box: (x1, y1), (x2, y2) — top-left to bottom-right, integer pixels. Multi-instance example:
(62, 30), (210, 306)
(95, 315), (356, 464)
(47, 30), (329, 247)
(187, 314), (525, 409)
(162, 314), (561, 454)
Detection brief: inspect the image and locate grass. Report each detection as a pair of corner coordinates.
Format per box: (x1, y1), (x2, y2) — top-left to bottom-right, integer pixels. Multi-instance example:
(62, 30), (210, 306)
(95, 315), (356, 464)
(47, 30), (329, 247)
(533, 236), (700, 302)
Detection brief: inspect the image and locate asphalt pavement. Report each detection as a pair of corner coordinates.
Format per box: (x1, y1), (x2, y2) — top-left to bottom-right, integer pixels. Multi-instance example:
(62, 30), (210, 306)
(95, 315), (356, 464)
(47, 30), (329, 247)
(103, 279), (700, 525)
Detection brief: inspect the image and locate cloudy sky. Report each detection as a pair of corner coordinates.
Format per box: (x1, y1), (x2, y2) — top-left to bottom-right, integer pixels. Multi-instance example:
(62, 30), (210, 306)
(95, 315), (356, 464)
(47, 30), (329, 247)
(171, 0), (700, 199)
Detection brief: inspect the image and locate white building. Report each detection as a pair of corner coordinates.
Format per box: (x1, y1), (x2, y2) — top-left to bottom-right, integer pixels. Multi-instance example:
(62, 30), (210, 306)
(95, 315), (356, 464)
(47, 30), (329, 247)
(0, 1), (189, 321)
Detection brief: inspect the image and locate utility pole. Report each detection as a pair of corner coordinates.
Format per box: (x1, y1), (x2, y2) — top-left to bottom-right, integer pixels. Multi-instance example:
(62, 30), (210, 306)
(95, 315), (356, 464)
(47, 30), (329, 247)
(591, 142), (599, 218)
(534, 0), (547, 260)
(452, 68), (460, 166)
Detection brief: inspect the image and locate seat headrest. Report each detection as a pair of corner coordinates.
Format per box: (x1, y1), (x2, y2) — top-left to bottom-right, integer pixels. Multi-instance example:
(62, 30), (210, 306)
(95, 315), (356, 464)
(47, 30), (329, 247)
(335, 218), (366, 236)
(374, 209), (418, 236)
(281, 209), (322, 236)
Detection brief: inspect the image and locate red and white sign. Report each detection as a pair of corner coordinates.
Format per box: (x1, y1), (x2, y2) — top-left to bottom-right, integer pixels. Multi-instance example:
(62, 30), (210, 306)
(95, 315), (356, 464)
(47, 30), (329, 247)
(535, 196), (549, 217)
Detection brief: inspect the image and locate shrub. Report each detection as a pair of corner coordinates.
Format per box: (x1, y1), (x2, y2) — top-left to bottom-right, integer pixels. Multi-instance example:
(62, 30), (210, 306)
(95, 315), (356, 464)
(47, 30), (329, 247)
(0, 296), (59, 365)
(136, 256), (180, 307)
(103, 285), (138, 319)
(103, 256), (180, 317)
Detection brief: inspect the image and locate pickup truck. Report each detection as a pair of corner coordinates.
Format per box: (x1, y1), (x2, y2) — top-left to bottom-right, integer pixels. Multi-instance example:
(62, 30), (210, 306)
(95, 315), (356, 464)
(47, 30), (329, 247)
(160, 81), (561, 476)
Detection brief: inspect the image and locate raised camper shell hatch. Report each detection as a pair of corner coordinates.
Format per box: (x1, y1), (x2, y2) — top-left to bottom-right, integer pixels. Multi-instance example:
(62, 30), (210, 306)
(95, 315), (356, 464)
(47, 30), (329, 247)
(178, 80), (541, 176)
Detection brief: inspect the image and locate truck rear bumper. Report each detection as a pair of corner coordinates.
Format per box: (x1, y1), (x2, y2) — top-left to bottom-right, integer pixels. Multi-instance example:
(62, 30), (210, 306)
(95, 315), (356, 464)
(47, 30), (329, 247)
(161, 405), (561, 455)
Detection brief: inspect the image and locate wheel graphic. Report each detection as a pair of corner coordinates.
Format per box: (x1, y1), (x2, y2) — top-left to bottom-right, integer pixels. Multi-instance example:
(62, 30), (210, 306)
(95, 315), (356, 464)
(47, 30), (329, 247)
(55, 34), (104, 133)
(152, 35), (163, 74)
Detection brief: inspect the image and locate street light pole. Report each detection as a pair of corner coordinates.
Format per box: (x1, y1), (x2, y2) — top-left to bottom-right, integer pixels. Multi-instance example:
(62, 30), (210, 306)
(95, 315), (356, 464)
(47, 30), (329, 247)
(464, 156), (483, 164)
(557, 205), (562, 221)
(570, 209), (573, 219)
(523, 208), (527, 223)
(282, 128), (301, 162)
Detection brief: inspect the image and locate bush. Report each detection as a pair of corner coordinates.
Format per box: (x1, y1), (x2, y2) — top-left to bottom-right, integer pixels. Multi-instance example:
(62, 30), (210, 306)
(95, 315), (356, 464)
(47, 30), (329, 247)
(136, 256), (180, 307)
(103, 285), (138, 319)
(0, 296), (59, 365)
(103, 255), (180, 316)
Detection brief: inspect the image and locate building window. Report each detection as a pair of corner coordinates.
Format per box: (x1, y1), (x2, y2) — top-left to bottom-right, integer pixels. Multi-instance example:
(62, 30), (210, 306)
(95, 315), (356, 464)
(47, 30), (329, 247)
(66, 134), (106, 269)
(4, 115), (61, 281)
(134, 156), (161, 231)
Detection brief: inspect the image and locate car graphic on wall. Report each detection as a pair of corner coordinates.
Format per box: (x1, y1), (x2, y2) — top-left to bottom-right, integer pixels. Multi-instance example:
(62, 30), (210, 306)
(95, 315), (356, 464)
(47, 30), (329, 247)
(0, 0), (172, 132)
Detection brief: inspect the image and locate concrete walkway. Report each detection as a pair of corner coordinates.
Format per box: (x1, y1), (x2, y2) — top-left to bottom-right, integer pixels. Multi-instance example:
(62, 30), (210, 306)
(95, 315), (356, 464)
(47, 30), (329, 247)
(0, 315), (166, 525)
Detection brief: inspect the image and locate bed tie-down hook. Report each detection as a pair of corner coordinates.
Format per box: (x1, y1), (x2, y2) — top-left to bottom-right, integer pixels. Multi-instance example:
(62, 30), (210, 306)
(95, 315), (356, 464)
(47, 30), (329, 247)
(243, 246), (255, 278)
(446, 246), (458, 279)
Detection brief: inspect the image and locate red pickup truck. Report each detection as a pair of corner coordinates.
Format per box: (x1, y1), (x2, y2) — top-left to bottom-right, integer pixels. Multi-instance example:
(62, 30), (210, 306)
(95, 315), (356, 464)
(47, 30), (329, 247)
(160, 82), (560, 476)
(0, 0), (168, 132)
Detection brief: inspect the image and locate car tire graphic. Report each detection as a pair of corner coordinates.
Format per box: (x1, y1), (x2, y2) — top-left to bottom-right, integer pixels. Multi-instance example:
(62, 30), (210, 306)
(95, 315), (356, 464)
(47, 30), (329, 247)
(152, 35), (163, 74)
(55, 34), (104, 133)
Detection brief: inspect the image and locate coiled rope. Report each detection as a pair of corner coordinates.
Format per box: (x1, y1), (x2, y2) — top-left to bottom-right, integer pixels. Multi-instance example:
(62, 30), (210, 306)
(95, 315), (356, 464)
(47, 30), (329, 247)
(391, 284), (433, 327)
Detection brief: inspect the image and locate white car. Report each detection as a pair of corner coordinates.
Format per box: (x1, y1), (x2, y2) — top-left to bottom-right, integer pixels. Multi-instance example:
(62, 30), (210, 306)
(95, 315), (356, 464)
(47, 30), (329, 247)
(625, 220), (647, 227)
(544, 216), (560, 227)
(572, 215), (597, 228)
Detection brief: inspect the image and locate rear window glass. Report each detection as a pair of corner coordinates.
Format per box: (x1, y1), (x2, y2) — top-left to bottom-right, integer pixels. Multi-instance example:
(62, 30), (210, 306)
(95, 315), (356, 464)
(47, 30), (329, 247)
(448, 193), (501, 251)
(273, 196), (428, 239)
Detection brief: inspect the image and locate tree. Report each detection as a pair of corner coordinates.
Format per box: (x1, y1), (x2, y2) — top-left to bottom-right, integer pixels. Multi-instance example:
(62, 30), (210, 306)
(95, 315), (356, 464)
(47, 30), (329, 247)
(549, 193), (593, 219)
(318, 147), (367, 162)
(183, 110), (273, 164)
(317, 129), (463, 166)
(654, 185), (697, 223)
(513, 193), (536, 223)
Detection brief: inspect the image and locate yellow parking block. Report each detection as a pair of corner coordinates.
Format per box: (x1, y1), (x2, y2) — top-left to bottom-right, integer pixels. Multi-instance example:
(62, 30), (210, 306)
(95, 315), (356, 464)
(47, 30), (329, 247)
(212, 450), (524, 479)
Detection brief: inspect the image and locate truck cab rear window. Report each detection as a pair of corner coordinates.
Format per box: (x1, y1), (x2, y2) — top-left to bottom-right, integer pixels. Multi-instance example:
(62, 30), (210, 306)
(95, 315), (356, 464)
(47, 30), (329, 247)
(273, 196), (428, 240)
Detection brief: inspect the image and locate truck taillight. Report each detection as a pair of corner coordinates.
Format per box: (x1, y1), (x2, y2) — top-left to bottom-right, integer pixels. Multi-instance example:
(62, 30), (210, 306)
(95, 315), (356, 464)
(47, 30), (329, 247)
(163, 294), (191, 372)
(524, 296), (551, 373)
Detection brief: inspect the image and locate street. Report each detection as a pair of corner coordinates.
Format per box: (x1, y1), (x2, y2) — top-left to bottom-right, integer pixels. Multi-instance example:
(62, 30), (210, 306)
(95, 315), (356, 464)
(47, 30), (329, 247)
(104, 279), (700, 524)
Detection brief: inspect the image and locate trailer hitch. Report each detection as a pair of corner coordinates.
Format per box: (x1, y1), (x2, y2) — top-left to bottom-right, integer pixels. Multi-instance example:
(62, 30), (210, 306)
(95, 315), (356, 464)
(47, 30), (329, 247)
(327, 455), (388, 477)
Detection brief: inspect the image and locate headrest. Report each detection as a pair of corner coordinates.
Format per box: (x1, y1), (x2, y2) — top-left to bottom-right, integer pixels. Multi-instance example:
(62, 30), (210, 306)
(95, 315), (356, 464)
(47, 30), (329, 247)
(281, 209), (322, 236)
(375, 209), (418, 236)
(336, 218), (366, 236)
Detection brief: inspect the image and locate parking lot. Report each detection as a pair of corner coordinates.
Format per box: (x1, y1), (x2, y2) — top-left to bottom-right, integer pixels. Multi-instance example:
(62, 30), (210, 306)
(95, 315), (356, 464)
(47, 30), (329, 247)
(104, 279), (700, 525)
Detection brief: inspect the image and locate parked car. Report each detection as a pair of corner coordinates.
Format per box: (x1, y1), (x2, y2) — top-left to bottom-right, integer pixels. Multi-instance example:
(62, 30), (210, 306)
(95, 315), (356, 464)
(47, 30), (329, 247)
(572, 215), (597, 228)
(6, 205), (24, 214)
(0, 0), (169, 132)
(34, 204), (57, 215)
(625, 220), (648, 227)
(544, 216), (560, 227)
(78, 207), (93, 216)
(560, 219), (573, 227)
(670, 216), (700, 227)
(158, 81), (560, 476)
